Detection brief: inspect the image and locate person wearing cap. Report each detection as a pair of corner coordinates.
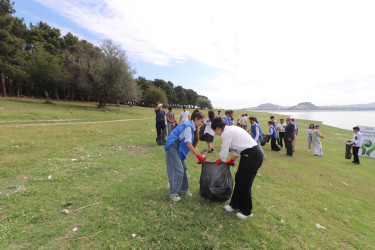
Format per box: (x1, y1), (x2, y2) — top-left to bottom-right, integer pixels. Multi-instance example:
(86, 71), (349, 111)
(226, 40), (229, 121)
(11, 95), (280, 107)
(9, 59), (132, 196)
(211, 117), (264, 219)
(349, 126), (363, 164)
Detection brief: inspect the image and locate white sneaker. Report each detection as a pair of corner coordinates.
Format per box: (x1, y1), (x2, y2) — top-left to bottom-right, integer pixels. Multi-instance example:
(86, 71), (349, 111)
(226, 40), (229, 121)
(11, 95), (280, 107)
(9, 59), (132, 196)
(169, 194), (181, 202)
(236, 212), (253, 219)
(224, 205), (235, 212)
(180, 191), (193, 197)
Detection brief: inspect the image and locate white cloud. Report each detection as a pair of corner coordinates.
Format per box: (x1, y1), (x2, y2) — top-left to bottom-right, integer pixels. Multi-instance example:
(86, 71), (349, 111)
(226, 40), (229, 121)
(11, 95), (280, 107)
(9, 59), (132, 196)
(33, 0), (375, 108)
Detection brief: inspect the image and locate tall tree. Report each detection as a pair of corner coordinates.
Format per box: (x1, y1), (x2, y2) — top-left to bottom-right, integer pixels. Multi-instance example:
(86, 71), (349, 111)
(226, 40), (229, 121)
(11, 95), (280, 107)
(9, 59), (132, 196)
(185, 89), (198, 107)
(26, 45), (68, 103)
(0, 0), (24, 96)
(174, 86), (187, 105)
(196, 95), (213, 109)
(143, 85), (167, 106)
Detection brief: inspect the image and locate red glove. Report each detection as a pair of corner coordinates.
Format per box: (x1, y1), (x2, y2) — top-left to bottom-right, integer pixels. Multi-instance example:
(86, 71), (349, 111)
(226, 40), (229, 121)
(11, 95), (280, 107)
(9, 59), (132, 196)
(320, 135), (324, 138)
(266, 134), (270, 136)
(173, 121), (177, 124)
(225, 159), (235, 164)
(352, 142), (355, 145)
(247, 129), (250, 132)
(196, 154), (205, 164)
(216, 158), (221, 165)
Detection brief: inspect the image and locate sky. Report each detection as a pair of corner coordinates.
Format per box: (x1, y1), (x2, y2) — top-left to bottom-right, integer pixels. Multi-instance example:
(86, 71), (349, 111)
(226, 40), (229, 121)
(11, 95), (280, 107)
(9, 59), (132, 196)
(13, 0), (375, 109)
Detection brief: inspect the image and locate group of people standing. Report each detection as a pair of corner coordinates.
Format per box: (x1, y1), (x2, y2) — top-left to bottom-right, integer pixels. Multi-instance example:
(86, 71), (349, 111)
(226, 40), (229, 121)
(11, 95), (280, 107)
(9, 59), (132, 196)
(155, 106), (363, 220)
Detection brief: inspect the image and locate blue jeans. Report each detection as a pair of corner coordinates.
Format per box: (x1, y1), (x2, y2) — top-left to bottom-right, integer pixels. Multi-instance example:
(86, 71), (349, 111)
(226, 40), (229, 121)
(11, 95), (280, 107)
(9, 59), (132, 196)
(167, 123), (174, 135)
(308, 135), (312, 150)
(166, 140), (189, 195)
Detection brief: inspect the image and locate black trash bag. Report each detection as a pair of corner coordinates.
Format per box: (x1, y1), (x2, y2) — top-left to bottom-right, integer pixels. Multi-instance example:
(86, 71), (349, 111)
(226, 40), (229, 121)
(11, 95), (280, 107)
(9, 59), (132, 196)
(156, 127), (167, 145)
(200, 161), (233, 202)
(345, 143), (353, 159)
(261, 135), (269, 146)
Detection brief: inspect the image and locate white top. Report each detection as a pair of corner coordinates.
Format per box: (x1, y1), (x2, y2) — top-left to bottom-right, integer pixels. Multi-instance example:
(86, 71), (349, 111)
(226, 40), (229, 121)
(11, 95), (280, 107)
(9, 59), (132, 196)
(269, 126), (274, 135)
(203, 119), (215, 136)
(241, 116), (247, 125)
(178, 121), (193, 143)
(180, 111), (190, 122)
(351, 131), (363, 147)
(307, 128), (314, 136)
(219, 125), (258, 161)
(277, 123), (286, 132)
(254, 126), (260, 141)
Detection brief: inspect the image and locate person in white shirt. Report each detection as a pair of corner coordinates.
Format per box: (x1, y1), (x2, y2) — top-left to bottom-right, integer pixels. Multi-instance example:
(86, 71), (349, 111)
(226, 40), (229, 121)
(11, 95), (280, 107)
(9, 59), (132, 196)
(203, 110), (216, 153)
(277, 119), (286, 148)
(349, 126), (363, 164)
(179, 106), (190, 123)
(211, 117), (264, 219)
(307, 124), (315, 151)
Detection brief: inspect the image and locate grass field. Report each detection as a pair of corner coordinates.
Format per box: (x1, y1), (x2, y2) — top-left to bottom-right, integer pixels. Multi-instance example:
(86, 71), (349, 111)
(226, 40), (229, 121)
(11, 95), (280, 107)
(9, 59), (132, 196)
(1, 98), (374, 249)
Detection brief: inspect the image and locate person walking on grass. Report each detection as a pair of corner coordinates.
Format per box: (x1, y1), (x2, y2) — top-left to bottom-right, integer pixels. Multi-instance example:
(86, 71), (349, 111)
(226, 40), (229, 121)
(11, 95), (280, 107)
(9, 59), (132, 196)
(312, 125), (323, 157)
(203, 110), (216, 153)
(285, 117), (295, 156)
(267, 121), (281, 151)
(155, 104), (166, 139)
(249, 117), (266, 158)
(348, 126), (363, 165)
(212, 118), (264, 219)
(307, 124), (315, 151)
(166, 107), (177, 135)
(179, 106), (190, 124)
(277, 119), (286, 148)
(165, 111), (206, 201)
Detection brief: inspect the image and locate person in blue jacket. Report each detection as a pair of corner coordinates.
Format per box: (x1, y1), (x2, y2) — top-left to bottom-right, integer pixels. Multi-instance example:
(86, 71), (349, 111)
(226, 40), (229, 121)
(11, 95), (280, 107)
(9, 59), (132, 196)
(267, 121), (281, 151)
(249, 117), (265, 157)
(165, 110), (206, 201)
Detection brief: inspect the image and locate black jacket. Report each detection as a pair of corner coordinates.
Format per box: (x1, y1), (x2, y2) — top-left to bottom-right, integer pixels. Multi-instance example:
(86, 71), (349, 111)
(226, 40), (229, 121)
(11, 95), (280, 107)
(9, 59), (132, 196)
(285, 122), (295, 141)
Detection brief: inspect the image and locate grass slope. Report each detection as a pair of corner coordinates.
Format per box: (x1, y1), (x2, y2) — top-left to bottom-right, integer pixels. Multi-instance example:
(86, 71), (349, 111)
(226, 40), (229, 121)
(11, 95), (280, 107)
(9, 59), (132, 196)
(0, 98), (374, 249)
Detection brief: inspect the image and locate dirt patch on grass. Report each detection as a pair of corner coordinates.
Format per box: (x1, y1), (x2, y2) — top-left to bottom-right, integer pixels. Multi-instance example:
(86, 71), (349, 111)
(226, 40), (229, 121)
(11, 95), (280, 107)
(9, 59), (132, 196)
(126, 145), (150, 155)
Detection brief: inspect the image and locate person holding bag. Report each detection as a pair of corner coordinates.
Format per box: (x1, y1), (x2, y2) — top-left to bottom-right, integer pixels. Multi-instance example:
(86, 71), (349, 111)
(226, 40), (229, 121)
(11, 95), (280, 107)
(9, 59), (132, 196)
(211, 118), (264, 219)
(165, 111), (206, 201)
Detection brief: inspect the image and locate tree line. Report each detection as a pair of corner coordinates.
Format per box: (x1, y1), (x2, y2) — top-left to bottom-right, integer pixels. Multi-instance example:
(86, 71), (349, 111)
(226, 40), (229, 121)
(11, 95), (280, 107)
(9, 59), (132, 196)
(0, 0), (213, 109)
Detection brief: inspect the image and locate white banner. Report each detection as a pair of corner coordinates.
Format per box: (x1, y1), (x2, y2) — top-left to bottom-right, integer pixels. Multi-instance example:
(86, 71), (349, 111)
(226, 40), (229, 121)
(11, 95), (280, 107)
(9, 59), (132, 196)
(358, 125), (375, 158)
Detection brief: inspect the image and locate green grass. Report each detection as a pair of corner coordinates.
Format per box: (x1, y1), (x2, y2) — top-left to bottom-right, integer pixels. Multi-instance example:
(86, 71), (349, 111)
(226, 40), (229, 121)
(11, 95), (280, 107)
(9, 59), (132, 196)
(0, 98), (374, 249)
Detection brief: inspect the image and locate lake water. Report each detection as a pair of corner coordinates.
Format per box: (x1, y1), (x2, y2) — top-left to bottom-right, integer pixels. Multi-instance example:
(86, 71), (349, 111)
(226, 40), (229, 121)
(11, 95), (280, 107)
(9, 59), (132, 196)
(269, 111), (375, 131)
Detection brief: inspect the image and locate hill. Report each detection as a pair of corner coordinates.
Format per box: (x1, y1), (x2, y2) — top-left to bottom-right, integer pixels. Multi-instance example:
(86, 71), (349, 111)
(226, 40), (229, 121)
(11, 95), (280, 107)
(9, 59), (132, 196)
(244, 103), (290, 110)
(288, 102), (320, 110)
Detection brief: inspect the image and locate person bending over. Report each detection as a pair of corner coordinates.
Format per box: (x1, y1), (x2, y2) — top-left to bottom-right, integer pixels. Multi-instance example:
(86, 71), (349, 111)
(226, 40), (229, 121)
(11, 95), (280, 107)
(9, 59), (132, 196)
(211, 118), (264, 219)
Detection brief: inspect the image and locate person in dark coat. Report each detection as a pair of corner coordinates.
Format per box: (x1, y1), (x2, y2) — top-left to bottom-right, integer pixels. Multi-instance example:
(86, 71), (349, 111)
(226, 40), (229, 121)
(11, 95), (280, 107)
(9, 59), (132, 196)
(284, 117), (295, 156)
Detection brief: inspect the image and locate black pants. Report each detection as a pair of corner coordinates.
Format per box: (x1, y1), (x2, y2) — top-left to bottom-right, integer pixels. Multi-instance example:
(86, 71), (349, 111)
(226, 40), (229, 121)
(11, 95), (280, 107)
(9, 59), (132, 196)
(279, 132), (285, 147)
(271, 138), (281, 151)
(229, 146), (264, 216)
(285, 137), (293, 156)
(156, 121), (166, 137)
(353, 146), (360, 163)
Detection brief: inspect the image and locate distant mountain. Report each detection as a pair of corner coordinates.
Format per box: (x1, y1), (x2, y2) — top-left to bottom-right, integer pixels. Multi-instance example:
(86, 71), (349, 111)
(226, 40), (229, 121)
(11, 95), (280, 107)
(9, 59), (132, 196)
(244, 103), (290, 110)
(242, 102), (375, 111)
(288, 102), (320, 110)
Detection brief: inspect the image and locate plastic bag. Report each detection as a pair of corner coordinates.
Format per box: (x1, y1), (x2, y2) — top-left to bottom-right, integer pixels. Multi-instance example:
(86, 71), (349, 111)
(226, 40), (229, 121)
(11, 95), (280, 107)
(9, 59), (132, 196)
(345, 143), (352, 159)
(261, 135), (269, 146)
(156, 127), (167, 145)
(200, 161), (233, 202)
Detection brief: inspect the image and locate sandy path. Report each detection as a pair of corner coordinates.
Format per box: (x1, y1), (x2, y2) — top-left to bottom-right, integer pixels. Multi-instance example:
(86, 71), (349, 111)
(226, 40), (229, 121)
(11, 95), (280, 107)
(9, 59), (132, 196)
(3, 118), (154, 127)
